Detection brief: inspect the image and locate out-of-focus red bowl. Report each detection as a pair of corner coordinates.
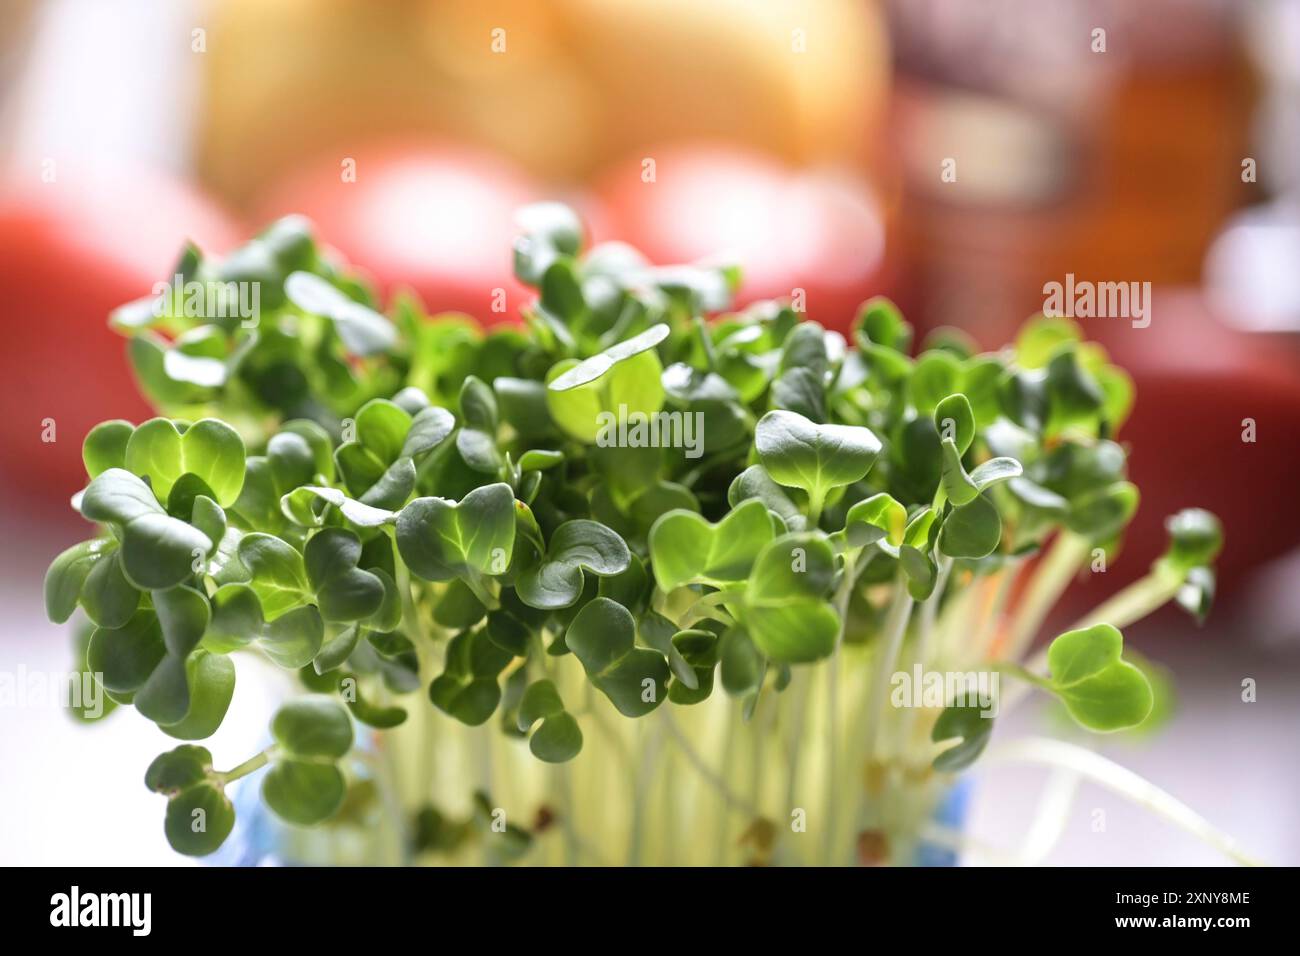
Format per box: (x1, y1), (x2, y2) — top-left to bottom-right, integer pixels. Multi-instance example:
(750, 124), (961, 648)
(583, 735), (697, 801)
(0, 170), (239, 507)
(1059, 289), (1300, 623)
(253, 144), (555, 324)
(594, 144), (894, 332)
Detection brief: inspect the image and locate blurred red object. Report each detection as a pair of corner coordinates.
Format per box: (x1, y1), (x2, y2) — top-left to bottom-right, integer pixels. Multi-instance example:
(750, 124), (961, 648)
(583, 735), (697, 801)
(0, 170), (239, 506)
(594, 145), (892, 332)
(253, 145), (547, 324)
(1059, 289), (1300, 620)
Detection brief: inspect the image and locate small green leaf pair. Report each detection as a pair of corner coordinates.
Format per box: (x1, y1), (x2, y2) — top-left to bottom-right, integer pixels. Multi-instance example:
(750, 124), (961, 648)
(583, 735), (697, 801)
(516, 679), (583, 762)
(429, 628), (513, 725)
(516, 519), (630, 609)
(262, 697), (355, 826)
(565, 599), (670, 717)
(396, 482), (516, 583)
(87, 588), (215, 726)
(336, 397), (455, 510)
(208, 578), (324, 669)
(84, 416), (246, 508)
(754, 409), (881, 522)
(145, 745), (235, 856)
(1043, 624), (1154, 731)
(648, 503), (839, 664)
(79, 469), (214, 590)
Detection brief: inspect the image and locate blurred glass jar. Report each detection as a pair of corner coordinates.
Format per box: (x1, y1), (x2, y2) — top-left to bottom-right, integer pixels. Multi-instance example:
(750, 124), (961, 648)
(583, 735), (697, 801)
(885, 0), (1253, 344)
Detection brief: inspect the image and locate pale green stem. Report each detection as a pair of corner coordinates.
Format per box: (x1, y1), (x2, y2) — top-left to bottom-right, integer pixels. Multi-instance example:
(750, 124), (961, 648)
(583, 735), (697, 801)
(782, 667), (813, 830)
(714, 702), (740, 865)
(863, 583), (916, 768)
(819, 548), (858, 863)
(396, 561), (437, 806)
(1003, 531), (1090, 662)
(552, 762), (579, 866)
(993, 660), (1055, 692)
(969, 564), (1018, 666)
(1017, 767), (1082, 865)
(807, 488), (826, 529)
(353, 748), (408, 865)
(217, 748), (272, 784)
(841, 581), (914, 858)
(663, 707), (761, 817)
(894, 557), (953, 768)
(987, 737), (1266, 866)
(1068, 567), (1182, 632)
(627, 718), (665, 866)
(747, 694), (770, 854)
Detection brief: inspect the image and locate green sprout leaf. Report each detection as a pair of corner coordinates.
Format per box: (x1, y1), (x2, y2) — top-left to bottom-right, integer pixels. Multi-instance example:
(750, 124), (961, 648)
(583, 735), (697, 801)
(237, 533), (311, 620)
(396, 483), (516, 582)
(1044, 624), (1154, 732)
(456, 375), (502, 474)
(83, 420), (134, 477)
(402, 406), (457, 459)
(429, 628), (512, 725)
(727, 464), (806, 532)
(145, 745), (235, 857)
(933, 393), (975, 454)
(666, 629), (719, 705)
(516, 519), (630, 609)
(754, 410), (881, 519)
(208, 583), (324, 668)
(80, 469), (212, 590)
(565, 598), (669, 717)
(648, 499), (775, 592)
(159, 651), (236, 740)
(546, 325), (669, 442)
(909, 351), (963, 414)
(124, 417), (246, 507)
(304, 528), (386, 622)
(514, 201), (584, 283)
(741, 532), (838, 663)
(1066, 481), (1139, 541)
(938, 492), (1002, 559)
(271, 696), (354, 757)
(50, 539), (139, 627)
(1162, 508), (1224, 573)
(262, 697), (354, 826)
(842, 493), (907, 549)
(549, 324), (670, 392)
(46, 539), (111, 624)
(931, 702), (995, 772)
(516, 679), (583, 763)
(285, 271), (397, 356)
(281, 485), (396, 529)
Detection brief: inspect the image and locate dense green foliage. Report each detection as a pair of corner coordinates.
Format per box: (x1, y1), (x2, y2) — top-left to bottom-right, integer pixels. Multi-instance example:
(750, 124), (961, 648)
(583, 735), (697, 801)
(46, 202), (1222, 858)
